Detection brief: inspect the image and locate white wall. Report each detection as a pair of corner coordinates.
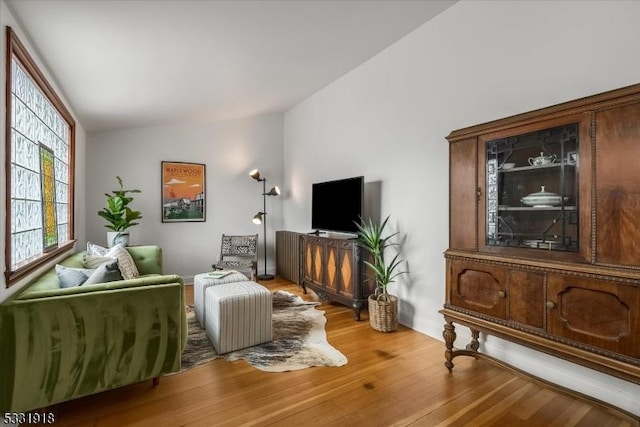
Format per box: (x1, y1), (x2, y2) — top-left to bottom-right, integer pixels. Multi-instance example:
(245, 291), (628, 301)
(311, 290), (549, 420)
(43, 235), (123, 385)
(283, 0), (640, 415)
(0, 0), (87, 303)
(87, 113), (283, 281)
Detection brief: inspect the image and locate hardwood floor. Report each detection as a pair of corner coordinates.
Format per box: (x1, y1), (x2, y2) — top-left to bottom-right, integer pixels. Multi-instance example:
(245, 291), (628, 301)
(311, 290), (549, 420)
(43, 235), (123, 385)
(48, 277), (638, 427)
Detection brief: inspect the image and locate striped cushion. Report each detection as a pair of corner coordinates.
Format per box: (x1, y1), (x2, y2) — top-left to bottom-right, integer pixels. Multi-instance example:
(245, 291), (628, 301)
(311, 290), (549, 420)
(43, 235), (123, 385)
(193, 271), (249, 328)
(205, 281), (272, 354)
(83, 255), (118, 269)
(105, 244), (139, 280)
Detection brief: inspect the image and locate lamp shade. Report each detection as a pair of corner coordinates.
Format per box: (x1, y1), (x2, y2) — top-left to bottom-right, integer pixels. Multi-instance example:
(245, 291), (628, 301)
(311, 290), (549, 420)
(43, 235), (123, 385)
(265, 186), (280, 196)
(249, 169), (262, 181)
(252, 212), (263, 224)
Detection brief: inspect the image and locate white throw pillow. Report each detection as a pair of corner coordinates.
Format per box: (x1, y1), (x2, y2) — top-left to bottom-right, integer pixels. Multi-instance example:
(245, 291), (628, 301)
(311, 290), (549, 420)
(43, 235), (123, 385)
(86, 241), (108, 256)
(84, 259), (124, 285)
(55, 264), (94, 288)
(105, 244), (139, 280)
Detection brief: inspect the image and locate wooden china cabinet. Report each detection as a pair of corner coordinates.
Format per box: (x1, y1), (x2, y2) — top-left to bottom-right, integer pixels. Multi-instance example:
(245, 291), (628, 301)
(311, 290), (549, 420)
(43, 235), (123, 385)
(442, 84), (640, 384)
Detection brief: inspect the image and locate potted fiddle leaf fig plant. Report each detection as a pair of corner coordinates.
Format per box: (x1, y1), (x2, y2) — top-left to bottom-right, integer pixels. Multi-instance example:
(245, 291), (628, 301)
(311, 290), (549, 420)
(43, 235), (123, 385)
(355, 215), (407, 332)
(98, 176), (142, 247)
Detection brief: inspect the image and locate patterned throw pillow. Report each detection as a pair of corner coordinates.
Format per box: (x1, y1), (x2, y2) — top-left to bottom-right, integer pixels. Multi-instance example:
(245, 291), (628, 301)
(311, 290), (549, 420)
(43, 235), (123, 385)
(83, 255), (118, 269)
(105, 244), (139, 280)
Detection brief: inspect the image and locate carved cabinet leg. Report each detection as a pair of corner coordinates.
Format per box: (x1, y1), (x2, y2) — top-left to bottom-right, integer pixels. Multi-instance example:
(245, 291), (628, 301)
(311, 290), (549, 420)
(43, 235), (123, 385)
(443, 320), (457, 372)
(466, 328), (480, 352)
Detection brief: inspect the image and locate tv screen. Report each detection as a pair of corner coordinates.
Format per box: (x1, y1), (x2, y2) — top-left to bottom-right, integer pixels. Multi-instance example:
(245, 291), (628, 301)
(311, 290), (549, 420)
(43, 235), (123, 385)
(311, 176), (364, 234)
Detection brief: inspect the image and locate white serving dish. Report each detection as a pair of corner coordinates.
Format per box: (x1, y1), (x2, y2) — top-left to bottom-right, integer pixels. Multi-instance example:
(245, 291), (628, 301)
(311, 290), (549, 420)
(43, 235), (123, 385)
(520, 186), (566, 207)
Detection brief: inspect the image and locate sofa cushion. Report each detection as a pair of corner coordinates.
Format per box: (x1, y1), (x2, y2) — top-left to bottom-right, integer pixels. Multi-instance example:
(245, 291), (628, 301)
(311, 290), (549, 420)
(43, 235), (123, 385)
(17, 246), (163, 300)
(22, 252), (87, 294)
(84, 260), (123, 285)
(55, 264), (94, 288)
(127, 246), (163, 276)
(15, 246), (165, 302)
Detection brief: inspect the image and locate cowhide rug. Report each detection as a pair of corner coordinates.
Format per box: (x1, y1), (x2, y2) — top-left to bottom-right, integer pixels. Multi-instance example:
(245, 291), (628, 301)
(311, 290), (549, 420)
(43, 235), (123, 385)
(180, 290), (347, 372)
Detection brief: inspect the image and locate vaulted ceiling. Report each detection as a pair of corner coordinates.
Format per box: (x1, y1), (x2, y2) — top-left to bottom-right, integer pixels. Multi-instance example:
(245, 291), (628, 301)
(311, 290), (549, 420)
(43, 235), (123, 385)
(6, 0), (456, 132)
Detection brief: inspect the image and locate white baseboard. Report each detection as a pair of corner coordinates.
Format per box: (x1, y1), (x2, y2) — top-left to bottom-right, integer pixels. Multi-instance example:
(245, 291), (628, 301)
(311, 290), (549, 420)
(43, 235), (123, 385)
(400, 313), (640, 417)
(482, 336), (640, 416)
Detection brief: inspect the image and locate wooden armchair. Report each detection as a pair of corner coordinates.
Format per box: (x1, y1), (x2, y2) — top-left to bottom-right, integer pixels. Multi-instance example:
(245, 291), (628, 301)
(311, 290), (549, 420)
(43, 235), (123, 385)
(212, 234), (258, 280)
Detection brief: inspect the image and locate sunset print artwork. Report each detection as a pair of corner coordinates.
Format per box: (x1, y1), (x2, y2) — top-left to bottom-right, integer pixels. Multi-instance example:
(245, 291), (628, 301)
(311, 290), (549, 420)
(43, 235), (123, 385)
(161, 161), (206, 222)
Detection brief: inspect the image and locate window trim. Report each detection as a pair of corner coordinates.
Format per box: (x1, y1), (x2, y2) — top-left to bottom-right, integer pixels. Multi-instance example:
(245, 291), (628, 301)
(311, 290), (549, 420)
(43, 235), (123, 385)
(4, 26), (76, 285)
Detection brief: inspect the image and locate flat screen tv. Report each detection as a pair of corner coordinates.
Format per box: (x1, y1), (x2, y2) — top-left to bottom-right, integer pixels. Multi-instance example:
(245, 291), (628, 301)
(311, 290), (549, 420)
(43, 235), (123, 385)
(311, 176), (364, 234)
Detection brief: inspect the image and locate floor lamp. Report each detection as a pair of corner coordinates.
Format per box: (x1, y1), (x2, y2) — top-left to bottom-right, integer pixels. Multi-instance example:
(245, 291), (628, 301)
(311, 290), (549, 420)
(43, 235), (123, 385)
(250, 169), (280, 280)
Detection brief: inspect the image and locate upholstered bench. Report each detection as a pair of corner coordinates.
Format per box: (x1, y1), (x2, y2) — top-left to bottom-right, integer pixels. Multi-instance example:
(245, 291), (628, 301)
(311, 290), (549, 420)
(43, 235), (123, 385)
(193, 271), (248, 328)
(205, 281), (272, 354)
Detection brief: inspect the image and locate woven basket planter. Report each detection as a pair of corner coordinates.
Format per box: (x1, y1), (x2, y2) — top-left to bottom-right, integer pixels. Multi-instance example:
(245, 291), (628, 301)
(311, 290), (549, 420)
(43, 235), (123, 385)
(368, 293), (398, 332)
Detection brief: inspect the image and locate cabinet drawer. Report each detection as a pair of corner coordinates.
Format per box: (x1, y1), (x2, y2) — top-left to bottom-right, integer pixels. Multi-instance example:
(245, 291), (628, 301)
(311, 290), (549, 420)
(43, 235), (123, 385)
(448, 260), (544, 328)
(448, 260), (507, 319)
(547, 274), (640, 357)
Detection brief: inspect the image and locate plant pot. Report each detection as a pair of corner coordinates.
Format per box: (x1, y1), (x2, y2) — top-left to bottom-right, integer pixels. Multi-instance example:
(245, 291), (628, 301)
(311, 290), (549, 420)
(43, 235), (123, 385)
(107, 231), (130, 248)
(368, 293), (398, 332)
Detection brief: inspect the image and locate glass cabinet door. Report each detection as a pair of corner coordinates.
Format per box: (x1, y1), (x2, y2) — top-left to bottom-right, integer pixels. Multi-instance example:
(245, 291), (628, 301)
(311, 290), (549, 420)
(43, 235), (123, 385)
(486, 123), (579, 252)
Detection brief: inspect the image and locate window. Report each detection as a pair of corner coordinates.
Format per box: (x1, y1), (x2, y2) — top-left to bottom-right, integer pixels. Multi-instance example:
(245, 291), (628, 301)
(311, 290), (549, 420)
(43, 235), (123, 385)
(5, 27), (75, 284)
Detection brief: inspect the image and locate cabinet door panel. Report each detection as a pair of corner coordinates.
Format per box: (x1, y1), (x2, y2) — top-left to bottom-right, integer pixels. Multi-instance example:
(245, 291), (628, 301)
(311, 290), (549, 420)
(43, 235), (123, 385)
(507, 269), (544, 328)
(547, 274), (639, 356)
(336, 246), (355, 298)
(596, 102), (640, 267)
(304, 241), (324, 286)
(449, 260), (506, 319)
(303, 242), (313, 282)
(325, 245), (338, 291)
(450, 137), (478, 250)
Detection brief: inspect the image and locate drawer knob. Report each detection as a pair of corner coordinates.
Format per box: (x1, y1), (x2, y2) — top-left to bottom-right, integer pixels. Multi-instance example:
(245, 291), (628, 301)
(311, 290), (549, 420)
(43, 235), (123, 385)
(498, 290), (506, 298)
(546, 301), (556, 309)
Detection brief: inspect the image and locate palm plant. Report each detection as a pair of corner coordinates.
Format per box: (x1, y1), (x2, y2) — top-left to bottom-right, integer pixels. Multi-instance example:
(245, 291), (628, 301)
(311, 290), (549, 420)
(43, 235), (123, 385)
(98, 176), (142, 232)
(355, 215), (406, 299)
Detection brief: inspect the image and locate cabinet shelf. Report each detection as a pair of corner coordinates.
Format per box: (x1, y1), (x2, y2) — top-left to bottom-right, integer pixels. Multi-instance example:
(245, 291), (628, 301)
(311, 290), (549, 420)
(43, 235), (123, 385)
(499, 162), (576, 173)
(486, 123), (579, 254)
(498, 206), (576, 211)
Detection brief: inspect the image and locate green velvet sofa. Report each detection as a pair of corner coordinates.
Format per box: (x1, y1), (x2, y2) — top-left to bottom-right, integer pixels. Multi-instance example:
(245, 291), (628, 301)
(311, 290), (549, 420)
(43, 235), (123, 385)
(0, 245), (187, 413)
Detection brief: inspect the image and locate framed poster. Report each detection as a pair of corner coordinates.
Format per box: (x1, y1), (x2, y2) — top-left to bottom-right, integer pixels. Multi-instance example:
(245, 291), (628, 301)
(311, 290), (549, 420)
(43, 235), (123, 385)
(161, 161), (206, 222)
